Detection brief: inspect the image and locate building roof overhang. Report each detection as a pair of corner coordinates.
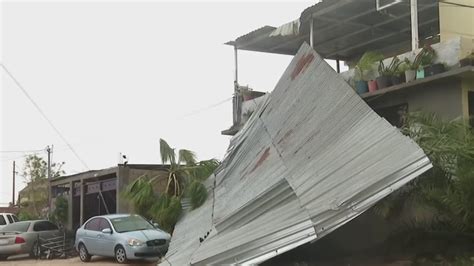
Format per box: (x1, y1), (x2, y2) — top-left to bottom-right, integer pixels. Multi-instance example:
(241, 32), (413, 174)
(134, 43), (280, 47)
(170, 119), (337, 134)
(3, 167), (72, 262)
(226, 0), (440, 60)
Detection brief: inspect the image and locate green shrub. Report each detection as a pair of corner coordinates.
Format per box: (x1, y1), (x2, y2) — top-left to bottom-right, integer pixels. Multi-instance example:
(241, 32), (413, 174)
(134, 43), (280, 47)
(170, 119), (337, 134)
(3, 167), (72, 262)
(151, 194), (182, 233)
(187, 180), (208, 209)
(51, 195), (68, 225)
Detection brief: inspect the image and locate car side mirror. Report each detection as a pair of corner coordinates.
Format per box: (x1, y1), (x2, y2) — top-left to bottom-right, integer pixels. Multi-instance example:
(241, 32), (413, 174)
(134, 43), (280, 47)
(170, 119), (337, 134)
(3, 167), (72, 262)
(102, 228), (112, 234)
(153, 223), (159, 228)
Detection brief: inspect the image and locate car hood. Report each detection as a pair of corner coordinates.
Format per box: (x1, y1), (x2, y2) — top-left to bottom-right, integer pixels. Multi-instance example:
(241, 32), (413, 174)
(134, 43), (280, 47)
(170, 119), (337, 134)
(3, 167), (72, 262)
(119, 229), (170, 241)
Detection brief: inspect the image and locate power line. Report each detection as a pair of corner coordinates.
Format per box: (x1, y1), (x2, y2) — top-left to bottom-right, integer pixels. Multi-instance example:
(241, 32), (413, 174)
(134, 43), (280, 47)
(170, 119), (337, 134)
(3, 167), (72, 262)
(0, 149), (44, 153)
(1, 63), (89, 170)
(179, 97), (233, 118)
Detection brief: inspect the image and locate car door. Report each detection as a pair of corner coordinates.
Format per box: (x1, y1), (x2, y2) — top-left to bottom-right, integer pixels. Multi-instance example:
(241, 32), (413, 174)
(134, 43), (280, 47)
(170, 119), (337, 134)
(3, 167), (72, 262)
(82, 218), (101, 254)
(96, 218), (115, 256)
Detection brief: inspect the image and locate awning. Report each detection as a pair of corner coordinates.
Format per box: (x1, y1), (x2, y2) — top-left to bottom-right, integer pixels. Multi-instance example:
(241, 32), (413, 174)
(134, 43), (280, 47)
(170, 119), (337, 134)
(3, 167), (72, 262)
(226, 0), (440, 60)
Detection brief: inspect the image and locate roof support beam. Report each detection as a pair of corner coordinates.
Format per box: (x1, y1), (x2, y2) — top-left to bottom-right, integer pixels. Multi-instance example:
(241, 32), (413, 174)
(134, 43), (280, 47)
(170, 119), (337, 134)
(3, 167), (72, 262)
(268, 8), (375, 53)
(326, 17), (438, 58)
(322, 3), (437, 57)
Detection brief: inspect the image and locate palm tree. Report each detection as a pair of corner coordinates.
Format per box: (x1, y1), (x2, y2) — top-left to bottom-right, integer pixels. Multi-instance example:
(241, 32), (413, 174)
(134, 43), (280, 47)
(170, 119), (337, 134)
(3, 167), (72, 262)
(159, 138), (196, 197)
(374, 112), (474, 234)
(123, 138), (220, 232)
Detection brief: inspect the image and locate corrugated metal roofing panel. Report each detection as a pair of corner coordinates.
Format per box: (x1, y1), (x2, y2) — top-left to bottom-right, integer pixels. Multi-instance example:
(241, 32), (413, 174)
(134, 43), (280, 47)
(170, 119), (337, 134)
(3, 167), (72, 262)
(227, 0), (439, 60)
(161, 43), (431, 265)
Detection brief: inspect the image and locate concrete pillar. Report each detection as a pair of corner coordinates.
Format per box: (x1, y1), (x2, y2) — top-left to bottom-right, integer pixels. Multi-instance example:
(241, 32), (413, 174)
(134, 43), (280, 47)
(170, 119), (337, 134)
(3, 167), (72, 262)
(79, 179), (84, 226)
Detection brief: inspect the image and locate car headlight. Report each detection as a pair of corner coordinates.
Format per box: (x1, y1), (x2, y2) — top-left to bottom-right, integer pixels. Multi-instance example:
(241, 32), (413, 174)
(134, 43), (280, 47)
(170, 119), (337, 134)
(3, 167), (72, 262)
(127, 238), (144, 246)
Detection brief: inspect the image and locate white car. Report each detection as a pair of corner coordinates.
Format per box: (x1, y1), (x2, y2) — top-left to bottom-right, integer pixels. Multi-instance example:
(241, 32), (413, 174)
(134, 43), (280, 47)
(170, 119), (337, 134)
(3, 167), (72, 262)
(0, 213), (19, 230)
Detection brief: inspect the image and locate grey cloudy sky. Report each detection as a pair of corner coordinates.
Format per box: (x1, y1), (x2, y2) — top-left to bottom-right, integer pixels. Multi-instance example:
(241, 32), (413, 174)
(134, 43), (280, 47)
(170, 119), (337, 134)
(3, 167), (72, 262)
(0, 1), (328, 205)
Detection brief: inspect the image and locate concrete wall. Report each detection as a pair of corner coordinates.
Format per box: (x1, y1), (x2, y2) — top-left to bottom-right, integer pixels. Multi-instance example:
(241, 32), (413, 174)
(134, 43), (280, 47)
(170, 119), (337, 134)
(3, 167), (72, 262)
(117, 166), (168, 213)
(440, 0), (474, 43)
(368, 79), (464, 121)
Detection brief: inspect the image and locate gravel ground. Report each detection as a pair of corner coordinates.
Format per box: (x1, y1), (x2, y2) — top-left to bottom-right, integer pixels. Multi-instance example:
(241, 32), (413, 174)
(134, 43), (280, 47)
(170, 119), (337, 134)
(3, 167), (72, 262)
(2, 255), (157, 265)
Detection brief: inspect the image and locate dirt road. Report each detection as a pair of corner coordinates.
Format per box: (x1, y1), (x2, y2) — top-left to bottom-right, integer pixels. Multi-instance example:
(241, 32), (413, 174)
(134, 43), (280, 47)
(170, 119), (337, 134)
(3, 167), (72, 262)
(3, 255), (157, 265)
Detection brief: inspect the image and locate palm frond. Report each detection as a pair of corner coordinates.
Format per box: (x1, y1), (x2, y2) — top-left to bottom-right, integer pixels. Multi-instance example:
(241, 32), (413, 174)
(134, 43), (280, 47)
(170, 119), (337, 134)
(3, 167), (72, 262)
(186, 180), (208, 209)
(122, 175), (156, 218)
(178, 149), (197, 165)
(159, 138), (176, 165)
(151, 194), (182, 232)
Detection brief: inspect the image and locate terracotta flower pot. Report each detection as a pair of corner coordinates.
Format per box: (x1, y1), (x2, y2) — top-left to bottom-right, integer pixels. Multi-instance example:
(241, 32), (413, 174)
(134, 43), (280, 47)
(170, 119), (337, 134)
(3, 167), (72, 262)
(368, 80), (378, 92)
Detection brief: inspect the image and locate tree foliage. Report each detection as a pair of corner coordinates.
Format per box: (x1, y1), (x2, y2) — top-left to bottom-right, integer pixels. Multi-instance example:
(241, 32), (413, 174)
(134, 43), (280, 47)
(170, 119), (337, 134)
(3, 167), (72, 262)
(20, 154), (65, 218)
(51, 195), (68, 226)
(374, 113), (474, 234)
(123, 139), (220, 232)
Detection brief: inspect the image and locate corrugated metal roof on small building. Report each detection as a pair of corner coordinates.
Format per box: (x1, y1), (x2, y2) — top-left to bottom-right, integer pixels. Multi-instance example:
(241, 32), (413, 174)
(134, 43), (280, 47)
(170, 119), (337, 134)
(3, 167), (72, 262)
(162, 43), (432, 265)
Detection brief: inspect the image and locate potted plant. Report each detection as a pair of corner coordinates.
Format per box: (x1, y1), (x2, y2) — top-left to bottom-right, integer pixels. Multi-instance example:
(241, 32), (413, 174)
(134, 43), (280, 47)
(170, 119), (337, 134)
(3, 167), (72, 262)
(354, 51), (384, 94)
(404, 57), (417, 82)
(368, 80), (378, 92)
(423, 45), (444, 77)
(377, 56), (402, 89)
(403, 45), (435, 82)
(393, 62), (408, 84)
(460, 52), (474, 67)
(417, 45), (436, 78)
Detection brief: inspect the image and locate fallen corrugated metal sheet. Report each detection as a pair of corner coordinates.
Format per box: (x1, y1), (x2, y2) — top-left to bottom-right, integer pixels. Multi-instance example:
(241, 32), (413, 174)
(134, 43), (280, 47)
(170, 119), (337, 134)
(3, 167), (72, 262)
(161, 43), (432, 265)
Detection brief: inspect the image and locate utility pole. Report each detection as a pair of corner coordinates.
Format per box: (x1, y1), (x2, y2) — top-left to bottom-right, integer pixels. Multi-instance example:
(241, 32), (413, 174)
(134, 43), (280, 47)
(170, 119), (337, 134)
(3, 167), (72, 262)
(12, 161), (16, 206)
(46, 146), (52, 214)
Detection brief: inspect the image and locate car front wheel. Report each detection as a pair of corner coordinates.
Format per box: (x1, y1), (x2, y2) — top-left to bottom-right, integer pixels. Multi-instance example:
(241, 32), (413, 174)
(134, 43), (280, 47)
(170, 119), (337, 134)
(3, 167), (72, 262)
(115, 246), (128, 264)
(0, 255), (8, 261)
(78, 243), (91, 262)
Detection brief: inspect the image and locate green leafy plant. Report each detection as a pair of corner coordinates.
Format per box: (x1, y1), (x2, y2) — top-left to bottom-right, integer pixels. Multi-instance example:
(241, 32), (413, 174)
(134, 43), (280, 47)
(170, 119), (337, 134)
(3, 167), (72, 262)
(378, 56), (402, 76)
(355, 51), (384, 81)
(17, 210), (39, 221)
(186, 180), (208, 209)
(374, 112), (474, 234)
(404, 45), (436, 70)
(51, 195), (68, 226)
(123, 175), (156, 217)
(123, 139), (220, 233)
(151, 194), (182, 232)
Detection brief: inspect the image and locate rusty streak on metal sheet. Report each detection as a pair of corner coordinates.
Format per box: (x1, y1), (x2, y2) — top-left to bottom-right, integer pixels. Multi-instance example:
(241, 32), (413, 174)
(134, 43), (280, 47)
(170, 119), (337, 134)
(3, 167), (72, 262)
(291, 53), (314, 80)
(277, 130), (294, 145)
(249, 147), (271, 174)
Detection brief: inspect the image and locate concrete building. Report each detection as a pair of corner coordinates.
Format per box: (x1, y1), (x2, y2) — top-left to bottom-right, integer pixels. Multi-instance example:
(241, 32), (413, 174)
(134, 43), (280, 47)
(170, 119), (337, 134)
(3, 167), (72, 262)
(50, 164), (168, 231)
(216, 0), (474, 263)
(222, 0), (474, 135)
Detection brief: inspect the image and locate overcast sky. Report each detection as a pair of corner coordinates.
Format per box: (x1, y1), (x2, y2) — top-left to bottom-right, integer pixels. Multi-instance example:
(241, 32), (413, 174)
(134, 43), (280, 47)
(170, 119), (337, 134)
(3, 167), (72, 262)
(0, 1), (338, 206)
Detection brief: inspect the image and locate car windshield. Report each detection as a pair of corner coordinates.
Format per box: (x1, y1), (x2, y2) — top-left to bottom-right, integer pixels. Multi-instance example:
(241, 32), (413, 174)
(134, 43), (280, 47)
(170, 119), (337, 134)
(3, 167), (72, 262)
(110, 215), (154, 233)
(1, 222), (30, 232)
